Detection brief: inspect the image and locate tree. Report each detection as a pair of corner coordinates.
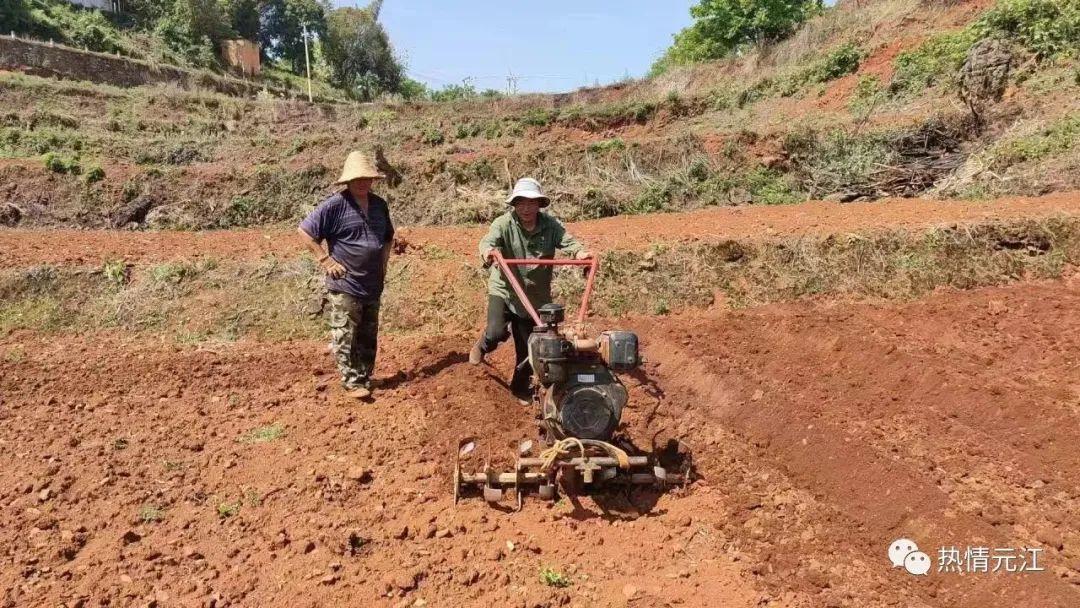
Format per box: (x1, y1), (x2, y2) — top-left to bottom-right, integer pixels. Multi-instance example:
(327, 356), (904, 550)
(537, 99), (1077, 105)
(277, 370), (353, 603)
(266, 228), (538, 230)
(155, 0), (236, 67)
(123, 0), (177, 27)
(260, 0), (329, 72)
(223, 0), (261, 41)
(651, 0), (824, 75)
(323, 5), (404, 100)
(0, 0), (33, 33)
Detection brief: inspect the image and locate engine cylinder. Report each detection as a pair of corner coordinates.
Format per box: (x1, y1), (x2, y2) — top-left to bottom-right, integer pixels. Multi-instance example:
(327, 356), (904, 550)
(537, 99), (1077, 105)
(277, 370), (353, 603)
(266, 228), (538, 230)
(543, 364), (627, 441)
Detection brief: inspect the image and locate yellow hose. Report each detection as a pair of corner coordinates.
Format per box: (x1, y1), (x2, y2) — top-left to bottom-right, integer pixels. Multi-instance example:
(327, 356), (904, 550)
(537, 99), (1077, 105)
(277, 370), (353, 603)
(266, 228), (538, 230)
(539, 438), (632, 472)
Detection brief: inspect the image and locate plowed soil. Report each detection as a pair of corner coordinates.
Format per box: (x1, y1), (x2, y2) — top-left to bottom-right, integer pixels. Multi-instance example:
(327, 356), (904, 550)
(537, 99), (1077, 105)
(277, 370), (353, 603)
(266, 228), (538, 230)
(3, 276), (1080, 607)
(2, 193), (1078, 268)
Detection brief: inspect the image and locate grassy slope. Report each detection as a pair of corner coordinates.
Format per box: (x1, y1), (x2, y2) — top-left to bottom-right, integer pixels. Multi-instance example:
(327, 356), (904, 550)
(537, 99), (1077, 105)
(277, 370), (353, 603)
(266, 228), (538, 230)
(0, 0), (1077, 232)
(2, 214), (1078, 341)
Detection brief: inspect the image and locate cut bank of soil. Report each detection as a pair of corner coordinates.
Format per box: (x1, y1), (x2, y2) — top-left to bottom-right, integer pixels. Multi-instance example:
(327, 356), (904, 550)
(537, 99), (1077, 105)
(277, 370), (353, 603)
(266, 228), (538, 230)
(1, 192), (1078, 269)
(2, 278), (1079, 607)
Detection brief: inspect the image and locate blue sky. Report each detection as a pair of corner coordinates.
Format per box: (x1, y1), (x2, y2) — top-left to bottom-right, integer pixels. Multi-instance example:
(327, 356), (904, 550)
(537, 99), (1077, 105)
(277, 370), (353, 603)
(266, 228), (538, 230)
(332, 1), (697, 93)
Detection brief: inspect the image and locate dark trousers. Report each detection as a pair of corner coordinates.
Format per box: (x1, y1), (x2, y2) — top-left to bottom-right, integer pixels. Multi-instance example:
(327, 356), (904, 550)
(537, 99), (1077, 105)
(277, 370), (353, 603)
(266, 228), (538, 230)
(478, 295), (536, 394)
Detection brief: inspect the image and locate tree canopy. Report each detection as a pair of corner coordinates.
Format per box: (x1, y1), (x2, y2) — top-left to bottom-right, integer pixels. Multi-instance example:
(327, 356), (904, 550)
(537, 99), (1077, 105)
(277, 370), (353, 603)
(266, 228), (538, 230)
(323, 6), (405, 100)
(652, 0), (824, 75)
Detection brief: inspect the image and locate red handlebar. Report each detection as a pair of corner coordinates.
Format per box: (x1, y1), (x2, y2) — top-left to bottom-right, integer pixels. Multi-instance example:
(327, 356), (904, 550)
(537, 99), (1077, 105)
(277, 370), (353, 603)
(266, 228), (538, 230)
(490, 251), (599, 326)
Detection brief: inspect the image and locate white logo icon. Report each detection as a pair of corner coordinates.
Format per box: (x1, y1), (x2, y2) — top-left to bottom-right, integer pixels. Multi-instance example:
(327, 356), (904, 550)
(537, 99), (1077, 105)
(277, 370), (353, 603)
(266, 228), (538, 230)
(889, 538), (920, 568)
(904, 551), (932, 575)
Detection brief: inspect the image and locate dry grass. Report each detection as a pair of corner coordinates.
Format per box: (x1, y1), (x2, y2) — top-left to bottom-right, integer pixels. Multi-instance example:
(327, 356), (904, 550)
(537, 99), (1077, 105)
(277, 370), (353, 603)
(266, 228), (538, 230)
(2, 218), (1077, 340)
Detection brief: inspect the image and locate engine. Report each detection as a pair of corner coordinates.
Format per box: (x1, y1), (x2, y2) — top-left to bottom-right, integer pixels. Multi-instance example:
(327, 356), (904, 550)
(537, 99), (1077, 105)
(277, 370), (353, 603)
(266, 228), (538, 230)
(527, 304), (640, 441)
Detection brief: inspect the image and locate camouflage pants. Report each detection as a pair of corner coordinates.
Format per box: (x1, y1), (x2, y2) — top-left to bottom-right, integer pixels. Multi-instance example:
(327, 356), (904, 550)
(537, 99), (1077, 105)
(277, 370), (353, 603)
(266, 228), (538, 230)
(326, 291), (381, 390)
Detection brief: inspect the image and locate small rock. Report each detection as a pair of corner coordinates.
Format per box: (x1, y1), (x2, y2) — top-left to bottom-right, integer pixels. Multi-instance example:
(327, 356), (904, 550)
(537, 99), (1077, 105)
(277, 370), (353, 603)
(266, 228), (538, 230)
(347, 467), (373, 484)
(750, 390), (764, 402)
(121, 530), (141, 545)
(435, 529), (452, 539)
(457, 570), (479, 586)
(622, 584), (638, 599)
(1036, 528), (1065, 551)
(320, 574), (339, 585)
(387, 571), (417, 591)
(488, 547), (504, 561)
(393, 526), (409, 540)
(37, 488), (52, 502)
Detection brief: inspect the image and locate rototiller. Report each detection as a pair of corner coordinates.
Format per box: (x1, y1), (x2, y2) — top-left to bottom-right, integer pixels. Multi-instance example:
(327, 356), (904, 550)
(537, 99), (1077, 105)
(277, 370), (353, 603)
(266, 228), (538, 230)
(455, 252), (688, 507)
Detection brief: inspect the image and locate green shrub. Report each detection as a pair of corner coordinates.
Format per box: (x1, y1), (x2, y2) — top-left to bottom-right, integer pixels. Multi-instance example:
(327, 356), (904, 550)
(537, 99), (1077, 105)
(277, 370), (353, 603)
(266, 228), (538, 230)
(14, 0), (130, 56)
(150, 261), (197, 284)
(990, 114), (1080, 168)
(42, 152), (81, 175)
(576, 188), (622, 220)
(979, 0), (1080, 59)
(2, 127), (86, 157)
(133, 141), (209, 165)
(83, 164), (105, 184)
(521, 108), (557, 127)
(891, 0), (1080, 95)
(429, 83), (479, 102)
(587, 138), (627, 154)
(631, 182), (672, 214)
(849, 75), (885, 115)
(770, 42), (865, 98)
(811, 42), (865, 82)
(420, 126), (445, 146)
(784, 129), (896, 197)
(742, 168), (800, 205)
(102, 259), (128, 288)
(28, 110), (79, 130)
(891, 30), (980, 94)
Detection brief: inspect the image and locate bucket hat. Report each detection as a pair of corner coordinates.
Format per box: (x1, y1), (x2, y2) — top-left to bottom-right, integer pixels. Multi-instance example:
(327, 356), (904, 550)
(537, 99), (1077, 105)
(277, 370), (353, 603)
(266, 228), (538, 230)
(505, 177), (550, 208)
(335, 151), (385, 185)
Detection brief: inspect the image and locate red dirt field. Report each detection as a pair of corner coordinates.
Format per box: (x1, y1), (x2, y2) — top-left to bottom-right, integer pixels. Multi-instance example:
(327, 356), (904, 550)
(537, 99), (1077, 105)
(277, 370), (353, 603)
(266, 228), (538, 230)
(1, 193), (1078, 268)
(2, 277), (1079, 607)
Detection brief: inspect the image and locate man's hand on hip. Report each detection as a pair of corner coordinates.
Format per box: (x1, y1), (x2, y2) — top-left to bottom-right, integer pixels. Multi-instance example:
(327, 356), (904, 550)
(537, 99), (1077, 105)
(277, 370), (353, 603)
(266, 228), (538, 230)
(320, 256), (348, 279)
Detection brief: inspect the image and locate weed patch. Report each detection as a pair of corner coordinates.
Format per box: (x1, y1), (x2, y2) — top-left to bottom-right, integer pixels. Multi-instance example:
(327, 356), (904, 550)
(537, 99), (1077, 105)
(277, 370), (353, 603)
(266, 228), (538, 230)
(139, 505), (164, 523)
(539, 567), (571, 588)
(242, 424), (285, 443)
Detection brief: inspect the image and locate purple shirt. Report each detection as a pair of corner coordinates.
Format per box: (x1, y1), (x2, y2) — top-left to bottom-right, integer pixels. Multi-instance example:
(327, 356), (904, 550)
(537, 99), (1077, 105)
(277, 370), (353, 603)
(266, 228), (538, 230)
(299, 190), (395, 301)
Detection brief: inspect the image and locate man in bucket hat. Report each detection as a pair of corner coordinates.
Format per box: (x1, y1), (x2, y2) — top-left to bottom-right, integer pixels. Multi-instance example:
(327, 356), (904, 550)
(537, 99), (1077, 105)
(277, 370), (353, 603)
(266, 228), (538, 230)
(470, 177), (594, 403)
(298, 151), (395, 400)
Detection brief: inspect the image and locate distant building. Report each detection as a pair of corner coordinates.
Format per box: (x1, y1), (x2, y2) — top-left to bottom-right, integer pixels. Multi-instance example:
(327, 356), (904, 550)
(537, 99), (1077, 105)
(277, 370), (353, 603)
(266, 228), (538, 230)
(221, 40), (261, 77)
(64, 0), (121, 12)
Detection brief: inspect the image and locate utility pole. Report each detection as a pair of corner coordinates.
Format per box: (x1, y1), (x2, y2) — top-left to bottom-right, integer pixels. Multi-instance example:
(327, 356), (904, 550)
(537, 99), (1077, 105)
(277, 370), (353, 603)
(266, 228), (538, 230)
(302, 24), (313, 103)
(506, 69), (519, 96)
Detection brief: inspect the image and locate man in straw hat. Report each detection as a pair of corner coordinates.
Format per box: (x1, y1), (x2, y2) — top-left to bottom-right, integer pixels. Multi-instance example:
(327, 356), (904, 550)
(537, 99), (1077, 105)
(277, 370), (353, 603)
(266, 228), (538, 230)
(469, 177), (594, 404)
(298, 151), (395, 400)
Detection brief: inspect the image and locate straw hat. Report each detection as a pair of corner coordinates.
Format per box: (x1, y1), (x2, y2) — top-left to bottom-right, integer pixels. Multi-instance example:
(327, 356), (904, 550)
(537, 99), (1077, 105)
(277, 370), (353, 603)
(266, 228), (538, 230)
(335, 151), (385, 184)
(505, 177), (550, 207)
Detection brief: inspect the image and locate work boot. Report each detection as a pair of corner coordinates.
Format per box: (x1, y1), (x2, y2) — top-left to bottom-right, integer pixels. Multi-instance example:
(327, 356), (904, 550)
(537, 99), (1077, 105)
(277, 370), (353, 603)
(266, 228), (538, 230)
(510, 380), (532, 406)
(469, 341), (485, 365)
(345, 381), (373, 400)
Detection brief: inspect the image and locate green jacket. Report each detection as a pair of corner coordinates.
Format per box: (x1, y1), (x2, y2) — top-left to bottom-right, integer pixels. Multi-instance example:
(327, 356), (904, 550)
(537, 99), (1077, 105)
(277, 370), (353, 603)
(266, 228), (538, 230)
(479, 210), (585, 316)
